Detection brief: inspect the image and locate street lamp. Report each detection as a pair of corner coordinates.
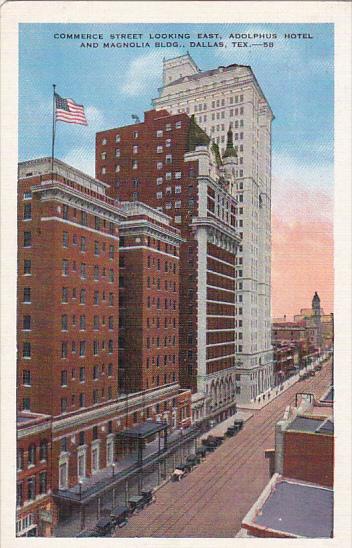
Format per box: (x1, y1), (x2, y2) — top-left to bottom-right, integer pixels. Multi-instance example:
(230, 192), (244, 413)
(112, 463), (116, 477)
(78, 479), (83, 500)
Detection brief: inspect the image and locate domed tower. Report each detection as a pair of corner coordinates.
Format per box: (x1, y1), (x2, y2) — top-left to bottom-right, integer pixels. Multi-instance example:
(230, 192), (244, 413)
(312, 292), (322, 348)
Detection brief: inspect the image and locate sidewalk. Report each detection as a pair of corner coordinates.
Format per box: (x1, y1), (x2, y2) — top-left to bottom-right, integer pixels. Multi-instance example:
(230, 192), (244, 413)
(200, 410), (253, 440)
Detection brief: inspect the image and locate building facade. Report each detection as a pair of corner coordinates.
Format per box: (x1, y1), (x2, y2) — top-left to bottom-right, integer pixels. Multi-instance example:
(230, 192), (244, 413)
(153, 54), (275, 403)
(17, 157), (192, 534)
(96, 109), (241, 423)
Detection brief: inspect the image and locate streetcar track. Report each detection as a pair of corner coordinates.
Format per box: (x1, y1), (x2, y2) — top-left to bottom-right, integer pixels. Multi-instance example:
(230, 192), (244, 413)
(115, 361), (332, 537)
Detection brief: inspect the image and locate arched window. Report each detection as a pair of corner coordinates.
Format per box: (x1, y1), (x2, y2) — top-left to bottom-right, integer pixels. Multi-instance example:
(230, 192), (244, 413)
(28, 444), (36, 465)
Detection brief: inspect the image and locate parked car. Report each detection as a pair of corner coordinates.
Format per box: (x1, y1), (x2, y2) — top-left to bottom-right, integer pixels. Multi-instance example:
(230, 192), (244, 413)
(94, 517), (113, 537)
(110, 505), (129, 528)
(141, 490), (156, 505)
(128, 495), (146, 514)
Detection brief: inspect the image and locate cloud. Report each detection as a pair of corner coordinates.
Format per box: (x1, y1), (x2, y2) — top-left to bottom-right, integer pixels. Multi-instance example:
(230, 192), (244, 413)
(271, 214), (333, 318)
(121, 51), (167, 97)
(62, 146), (95, 176)
(61, 105), (108, 176)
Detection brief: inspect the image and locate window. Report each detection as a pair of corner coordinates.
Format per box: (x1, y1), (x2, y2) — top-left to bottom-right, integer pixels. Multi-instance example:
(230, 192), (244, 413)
(157, 145), (163, 153)
(133, 131), (139, 139)
(23, 231), (32, 247)
(157, 129), (163, 137)
(23, 191), (32, 200)
(23, 342), (31, 358)
(108, 340), (113, 353)
(23, 203), (32, 220)
(61, 342), (67, 358)
(23, 369), (31, 386)
(157, 161), (163, 170)
(62, 259), (69, 276)
(77, 368), (86, 386)
(80, 315), (86, 330)
(39, 472), (47, 494)
(28, 444), (36, 465)
(165, 154), (172, 164)
(108, 363), (113, 377)
(156, 191), (162, 199)
(27, 477), (36, 500)
(61, 370), (67, 386)
(109, 293), (114, 306)
(132, 160), (138, 170)
(109, 269), (114, 282)
(23, 315), (31, 330)
(165, 138), (171, 147)
(175, 200), (181, 209)
(24, 259), (31, 275)
(93, 389), (99, 404)
(61, 314), (68, 331)
(79, 431), (85, 446)
(175, 121), (182, 129)
(79, 392), (85, 407)
(62, 231), (69, 248)
(80, 210), (88, 226)
(79, 289), (86, 305)
(156, 177), (163, 185)
(93, 340), (99, 355)
(94, 290), (99, 305)
(23, 397), (30, 411)
(115, 149), (120, 158)
(165, 172), (172, 180)
(17, 449), (24, 471)
(115, 134), (120, 143)
(79, 341), (86, 357)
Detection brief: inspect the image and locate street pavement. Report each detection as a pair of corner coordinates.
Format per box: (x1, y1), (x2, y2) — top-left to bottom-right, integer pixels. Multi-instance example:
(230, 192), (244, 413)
(114, 358), (333, 538)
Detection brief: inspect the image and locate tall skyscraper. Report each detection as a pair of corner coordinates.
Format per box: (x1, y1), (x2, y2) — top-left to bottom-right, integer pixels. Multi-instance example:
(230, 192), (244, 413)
(153, 54), (275, 403)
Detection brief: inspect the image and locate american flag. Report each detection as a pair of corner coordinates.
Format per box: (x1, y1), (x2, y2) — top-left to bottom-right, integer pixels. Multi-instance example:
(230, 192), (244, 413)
(55, 93), (88, 125)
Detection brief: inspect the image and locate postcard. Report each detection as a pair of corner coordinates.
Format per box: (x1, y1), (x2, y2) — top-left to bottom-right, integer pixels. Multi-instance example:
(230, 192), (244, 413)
(0, 2), (351, 547)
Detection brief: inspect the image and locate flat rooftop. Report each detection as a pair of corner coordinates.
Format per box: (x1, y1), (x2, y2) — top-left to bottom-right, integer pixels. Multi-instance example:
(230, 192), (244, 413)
(253, 479), (333, 538)
(287, 415), (334, 435)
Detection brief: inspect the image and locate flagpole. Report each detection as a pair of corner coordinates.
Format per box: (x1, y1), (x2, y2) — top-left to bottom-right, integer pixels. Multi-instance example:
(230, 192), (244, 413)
(51, 84), (56, 176)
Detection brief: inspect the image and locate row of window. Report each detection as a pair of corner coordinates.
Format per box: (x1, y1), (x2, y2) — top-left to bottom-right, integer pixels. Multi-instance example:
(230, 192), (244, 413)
(60, 386), (113, 411)
(62, 260), (115, 282)
(62, 233), (116, 257)
(146, 336), (177, 349)
(17, 473), (47, 507)
(22, 287), (116, 306)
(61, 339), (115, 358)
(21, 385), (114, 412)
(100, 121), (182, 146)
(17, 441), (48, 469)
(59, 363), (113, 386)
(146, 278), (177, 292)
(61, 314), (115, 331)
(62, 206), (116, 235)
(146, 256), (177, 273)
(146, 296), (177, 310)
(145, 354), (176, 367)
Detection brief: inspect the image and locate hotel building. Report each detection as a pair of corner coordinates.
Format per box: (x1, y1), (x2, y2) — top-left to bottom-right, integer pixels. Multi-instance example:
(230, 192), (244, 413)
(153, 54), (275, 403)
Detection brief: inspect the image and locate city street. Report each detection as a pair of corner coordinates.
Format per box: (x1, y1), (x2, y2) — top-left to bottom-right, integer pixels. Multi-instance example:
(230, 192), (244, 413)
(115, 358), (333, 538)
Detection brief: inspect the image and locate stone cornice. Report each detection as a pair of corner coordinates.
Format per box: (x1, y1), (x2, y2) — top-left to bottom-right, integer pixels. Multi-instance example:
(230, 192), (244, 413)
(120, 219), (184, 245)
(32, 182), (126, 224)
(192, 216), (241, 249)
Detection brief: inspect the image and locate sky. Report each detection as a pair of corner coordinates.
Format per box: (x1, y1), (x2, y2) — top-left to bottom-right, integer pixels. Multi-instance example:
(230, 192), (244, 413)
(19, 23), (334, 318)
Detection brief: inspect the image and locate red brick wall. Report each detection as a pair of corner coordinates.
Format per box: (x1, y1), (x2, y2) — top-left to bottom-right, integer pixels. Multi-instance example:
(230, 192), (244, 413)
(17, 177), (120, 416)
(283, 431), (334, 487)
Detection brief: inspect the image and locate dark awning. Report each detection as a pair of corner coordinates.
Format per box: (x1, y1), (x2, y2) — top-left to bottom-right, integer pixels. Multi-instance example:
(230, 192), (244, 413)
(116, 421), (167, 439)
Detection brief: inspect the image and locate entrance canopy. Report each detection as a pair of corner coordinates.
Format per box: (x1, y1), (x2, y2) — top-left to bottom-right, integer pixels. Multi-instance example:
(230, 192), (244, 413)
(117, 421), (167, 440)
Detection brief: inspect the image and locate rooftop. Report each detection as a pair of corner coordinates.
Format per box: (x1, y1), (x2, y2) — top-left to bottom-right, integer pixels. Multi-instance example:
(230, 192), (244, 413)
(252, 478), (333, 538)
(287, 415), (334, 435)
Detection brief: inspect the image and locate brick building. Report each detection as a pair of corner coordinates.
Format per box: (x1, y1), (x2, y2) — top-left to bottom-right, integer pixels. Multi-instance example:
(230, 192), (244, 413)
(17, 157), (191, 534)
(240, 390), (334, 538)
(96, 109), (241, 424)
(16, 412), (55, 537)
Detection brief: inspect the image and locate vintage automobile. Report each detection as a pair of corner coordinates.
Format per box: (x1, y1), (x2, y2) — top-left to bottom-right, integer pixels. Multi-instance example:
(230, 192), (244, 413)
(195, 446), (207, 459)
(186, 454), (200, 467)
(233, 419), (244, 431)
(128, 495), (146, 514)
(225, 426), (236, 437)
(141, 490), (156, 505)
(94, 517), (113, 536)
(110, 505), (129, 528)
